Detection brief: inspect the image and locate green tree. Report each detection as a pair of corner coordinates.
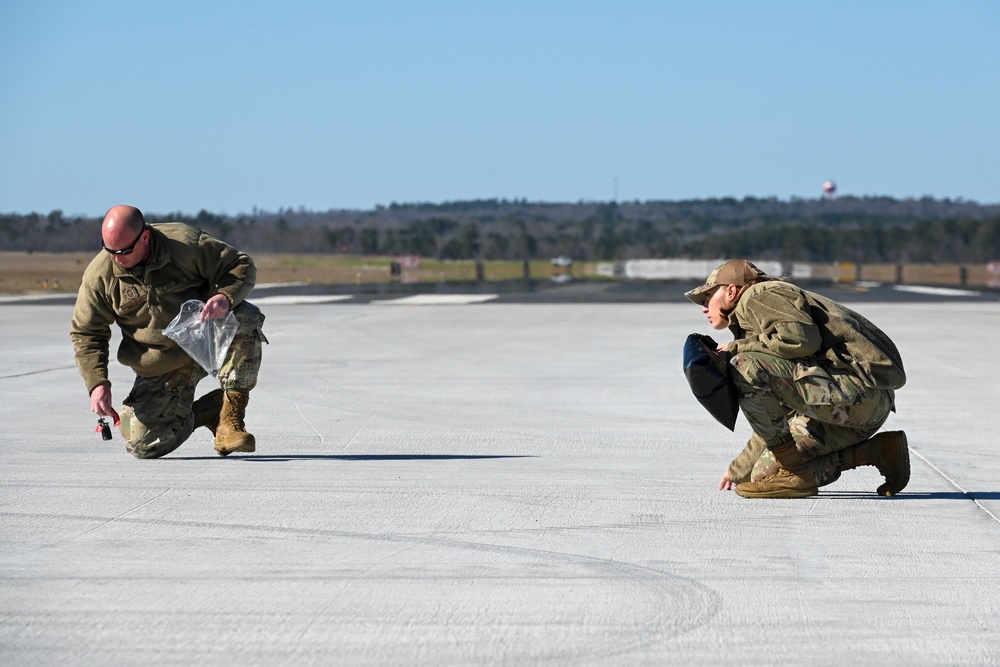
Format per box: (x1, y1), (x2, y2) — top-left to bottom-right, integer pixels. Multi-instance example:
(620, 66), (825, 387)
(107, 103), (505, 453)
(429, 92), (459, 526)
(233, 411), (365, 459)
(359, 228), (380, 254)
(399, 221), (437, 256)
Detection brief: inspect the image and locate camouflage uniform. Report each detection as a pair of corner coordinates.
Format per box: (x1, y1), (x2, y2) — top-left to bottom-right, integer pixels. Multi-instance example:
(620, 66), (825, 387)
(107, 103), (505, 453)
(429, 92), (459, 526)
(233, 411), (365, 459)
(71, 222), (265, 459)
(120, 302), (266, 458)
(729, 352), (894, 486)
(721, 281), (905, 488)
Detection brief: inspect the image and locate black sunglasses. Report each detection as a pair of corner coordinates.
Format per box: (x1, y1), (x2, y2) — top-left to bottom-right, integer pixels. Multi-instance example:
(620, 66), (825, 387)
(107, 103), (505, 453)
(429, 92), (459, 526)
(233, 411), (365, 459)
(103, 225), (147, 256)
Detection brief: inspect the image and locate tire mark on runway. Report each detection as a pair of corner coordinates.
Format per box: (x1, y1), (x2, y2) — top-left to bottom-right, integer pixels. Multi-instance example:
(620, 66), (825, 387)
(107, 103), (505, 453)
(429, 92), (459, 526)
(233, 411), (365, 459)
(0, 488), (37, 508)
(2, 510), (722, 661)
(285, 540), (423, 660)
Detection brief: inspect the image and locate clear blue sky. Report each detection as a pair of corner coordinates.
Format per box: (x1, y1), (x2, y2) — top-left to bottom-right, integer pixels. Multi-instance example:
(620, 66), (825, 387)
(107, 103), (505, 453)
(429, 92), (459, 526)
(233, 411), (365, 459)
(2, 0), (997, 217)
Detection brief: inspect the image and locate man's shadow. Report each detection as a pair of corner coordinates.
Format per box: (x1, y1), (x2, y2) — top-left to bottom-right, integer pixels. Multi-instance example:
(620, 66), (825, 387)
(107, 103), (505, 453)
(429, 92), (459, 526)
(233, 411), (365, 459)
(166, 453), (536, 462)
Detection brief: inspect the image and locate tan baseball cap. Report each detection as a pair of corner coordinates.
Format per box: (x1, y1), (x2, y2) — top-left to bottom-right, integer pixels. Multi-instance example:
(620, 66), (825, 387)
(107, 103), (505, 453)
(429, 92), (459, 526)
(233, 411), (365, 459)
(684, 259), (769, 305)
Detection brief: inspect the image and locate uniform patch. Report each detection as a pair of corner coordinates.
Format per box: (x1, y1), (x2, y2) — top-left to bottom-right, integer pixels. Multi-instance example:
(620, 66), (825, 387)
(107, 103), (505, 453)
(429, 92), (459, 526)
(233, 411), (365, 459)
(120, 285), (145, 311)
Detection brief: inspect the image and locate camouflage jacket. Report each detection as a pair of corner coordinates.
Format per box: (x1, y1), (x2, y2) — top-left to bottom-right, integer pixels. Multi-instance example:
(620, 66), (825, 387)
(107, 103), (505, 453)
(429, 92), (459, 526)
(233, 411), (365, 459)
(727, 281), (906, 390)
(70, 222), (256, 393)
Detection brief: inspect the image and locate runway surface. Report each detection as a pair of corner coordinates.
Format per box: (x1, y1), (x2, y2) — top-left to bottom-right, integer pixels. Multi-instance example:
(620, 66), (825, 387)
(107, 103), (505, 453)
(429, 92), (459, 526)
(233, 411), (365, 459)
(1, 295), (999, 665)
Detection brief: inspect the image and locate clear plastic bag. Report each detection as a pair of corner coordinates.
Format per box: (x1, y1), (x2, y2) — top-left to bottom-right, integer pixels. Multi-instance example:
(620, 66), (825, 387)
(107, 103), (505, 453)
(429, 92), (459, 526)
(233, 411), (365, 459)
(162, 299), (239, 377)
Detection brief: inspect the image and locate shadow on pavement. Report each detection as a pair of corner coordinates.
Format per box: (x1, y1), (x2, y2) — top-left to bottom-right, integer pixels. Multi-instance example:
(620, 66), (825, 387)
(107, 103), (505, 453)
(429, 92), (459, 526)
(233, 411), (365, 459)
(820, 491), (1000, 500)
(165, 454), (537, 462)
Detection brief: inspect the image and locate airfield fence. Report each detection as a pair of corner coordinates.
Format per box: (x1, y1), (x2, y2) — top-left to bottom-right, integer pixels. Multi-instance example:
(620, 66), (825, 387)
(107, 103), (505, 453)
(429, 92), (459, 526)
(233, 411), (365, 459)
(1, 252), (999, 295)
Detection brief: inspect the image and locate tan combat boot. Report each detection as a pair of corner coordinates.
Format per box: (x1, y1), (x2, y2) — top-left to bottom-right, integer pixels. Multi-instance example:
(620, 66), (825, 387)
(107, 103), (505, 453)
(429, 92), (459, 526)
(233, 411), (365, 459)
(192, 389), (224, 435)
(840, 430), (909, 496)
(214, 390), (256, 456)
(735, 441), (819, 498)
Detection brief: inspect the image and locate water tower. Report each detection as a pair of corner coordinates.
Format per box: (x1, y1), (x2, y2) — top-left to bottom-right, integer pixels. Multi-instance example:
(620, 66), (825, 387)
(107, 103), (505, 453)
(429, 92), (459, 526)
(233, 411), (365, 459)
(822, 180), (837, 199)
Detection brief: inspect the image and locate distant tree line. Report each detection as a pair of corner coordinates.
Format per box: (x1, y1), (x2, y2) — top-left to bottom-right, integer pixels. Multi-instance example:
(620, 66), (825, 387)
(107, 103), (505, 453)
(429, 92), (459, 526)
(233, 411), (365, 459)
(2, 197), (999, 264)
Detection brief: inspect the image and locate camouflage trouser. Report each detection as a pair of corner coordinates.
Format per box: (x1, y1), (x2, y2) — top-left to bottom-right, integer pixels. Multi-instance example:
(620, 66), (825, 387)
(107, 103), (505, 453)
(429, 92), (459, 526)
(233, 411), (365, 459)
(729, 351), (894, 487)
(120, 301), (266, 459)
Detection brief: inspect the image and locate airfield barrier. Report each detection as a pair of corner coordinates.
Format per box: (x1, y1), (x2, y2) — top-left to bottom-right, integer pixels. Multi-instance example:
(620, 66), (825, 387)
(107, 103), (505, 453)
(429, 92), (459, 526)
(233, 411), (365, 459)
(617, 259), (999, 288)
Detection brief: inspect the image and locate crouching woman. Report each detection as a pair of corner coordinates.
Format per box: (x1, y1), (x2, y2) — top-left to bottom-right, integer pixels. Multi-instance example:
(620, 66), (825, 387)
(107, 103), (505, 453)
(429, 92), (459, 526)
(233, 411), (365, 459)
(686, 260), (909, 499)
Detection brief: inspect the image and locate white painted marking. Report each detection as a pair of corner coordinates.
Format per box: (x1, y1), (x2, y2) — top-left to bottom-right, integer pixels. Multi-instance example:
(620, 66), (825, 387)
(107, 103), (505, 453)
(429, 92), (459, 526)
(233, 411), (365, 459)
(251, 295), (353, 305)
(892, 285), (981, 297)
(372, 294), (499, 305)
(0, 292), (76, 303)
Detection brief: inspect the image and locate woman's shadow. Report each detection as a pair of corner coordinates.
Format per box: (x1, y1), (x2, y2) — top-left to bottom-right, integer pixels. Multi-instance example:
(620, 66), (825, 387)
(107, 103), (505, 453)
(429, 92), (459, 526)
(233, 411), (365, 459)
(821, 491), (1000, 500)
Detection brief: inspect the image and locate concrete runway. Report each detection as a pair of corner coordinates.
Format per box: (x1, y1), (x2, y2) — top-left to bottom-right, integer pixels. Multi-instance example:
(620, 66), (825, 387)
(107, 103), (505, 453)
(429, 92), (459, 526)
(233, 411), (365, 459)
(2, 295), (999, 665)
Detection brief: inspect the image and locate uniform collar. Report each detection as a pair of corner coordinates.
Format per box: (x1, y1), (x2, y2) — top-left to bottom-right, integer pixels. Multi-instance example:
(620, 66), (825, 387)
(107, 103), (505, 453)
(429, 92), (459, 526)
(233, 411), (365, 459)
(108, 224), (168, 279)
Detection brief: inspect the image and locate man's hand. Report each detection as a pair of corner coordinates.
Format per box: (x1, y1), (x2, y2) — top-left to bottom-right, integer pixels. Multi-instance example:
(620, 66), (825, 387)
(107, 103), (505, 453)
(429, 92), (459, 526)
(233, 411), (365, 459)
(90, 383), (120, 425)
(200, 293), (232, 321)
(719, 471), (736, 491)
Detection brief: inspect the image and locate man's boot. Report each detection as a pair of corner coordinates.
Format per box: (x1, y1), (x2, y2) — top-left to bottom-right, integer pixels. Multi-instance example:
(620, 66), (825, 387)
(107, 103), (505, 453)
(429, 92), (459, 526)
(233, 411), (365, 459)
(192, 389), (224, 435)
(840, 430), (909, 497)
(735, 440), (819, 498)
(214, 390), (256, 456)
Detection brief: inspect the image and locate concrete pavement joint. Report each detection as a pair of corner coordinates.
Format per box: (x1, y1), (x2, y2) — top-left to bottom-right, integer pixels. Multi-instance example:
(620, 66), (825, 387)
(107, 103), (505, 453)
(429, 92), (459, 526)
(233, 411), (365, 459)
(0, 365), (76, 380)
(910, 447), (1000, 524)
(340, 385), (400, 451)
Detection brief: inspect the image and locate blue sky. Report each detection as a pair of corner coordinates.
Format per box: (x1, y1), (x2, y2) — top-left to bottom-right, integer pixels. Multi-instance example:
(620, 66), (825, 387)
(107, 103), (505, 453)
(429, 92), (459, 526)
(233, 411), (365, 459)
(1, 0), (997, 217)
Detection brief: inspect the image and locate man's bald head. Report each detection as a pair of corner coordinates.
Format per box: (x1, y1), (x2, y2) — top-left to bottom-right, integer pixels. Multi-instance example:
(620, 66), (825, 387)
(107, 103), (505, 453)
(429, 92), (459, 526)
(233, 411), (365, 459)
(103, 205), (145, 239)
(101, 205), (150, 265)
